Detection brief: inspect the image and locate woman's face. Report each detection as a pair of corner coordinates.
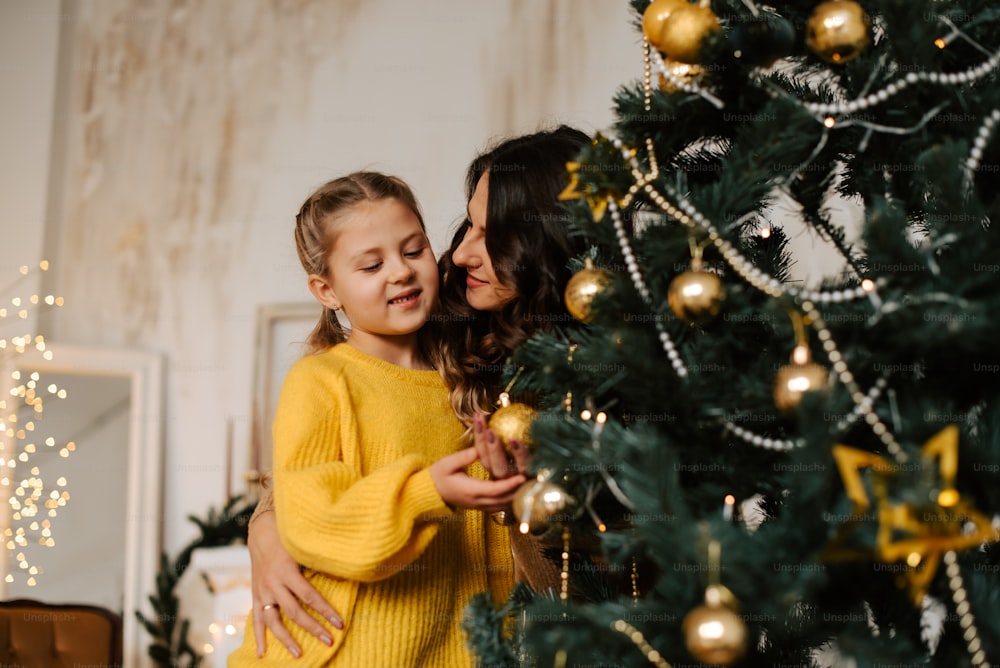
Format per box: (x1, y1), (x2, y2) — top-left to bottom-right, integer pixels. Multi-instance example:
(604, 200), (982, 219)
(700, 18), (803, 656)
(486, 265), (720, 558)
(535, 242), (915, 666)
(451, 172), (517, 311)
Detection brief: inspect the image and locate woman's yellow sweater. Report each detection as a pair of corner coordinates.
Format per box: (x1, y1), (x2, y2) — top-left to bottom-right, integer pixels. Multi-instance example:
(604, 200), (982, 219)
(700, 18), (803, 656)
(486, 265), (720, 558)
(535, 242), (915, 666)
(229, 344), (514, 667)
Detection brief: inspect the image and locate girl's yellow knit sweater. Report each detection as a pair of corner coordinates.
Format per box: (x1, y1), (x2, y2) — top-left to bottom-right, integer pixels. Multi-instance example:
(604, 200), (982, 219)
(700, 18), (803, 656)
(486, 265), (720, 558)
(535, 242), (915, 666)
(229, 344), (514, 667)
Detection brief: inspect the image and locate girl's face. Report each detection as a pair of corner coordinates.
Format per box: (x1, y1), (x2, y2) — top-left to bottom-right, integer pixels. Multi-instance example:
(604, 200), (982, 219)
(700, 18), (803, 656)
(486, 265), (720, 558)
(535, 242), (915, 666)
(308, 197), (438, 352)
(451, 172), (517, 311)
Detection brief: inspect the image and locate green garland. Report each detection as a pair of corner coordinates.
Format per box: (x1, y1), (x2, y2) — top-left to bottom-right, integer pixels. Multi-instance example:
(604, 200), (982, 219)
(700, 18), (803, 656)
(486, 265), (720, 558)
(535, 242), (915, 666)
(135, 496), (258, 667)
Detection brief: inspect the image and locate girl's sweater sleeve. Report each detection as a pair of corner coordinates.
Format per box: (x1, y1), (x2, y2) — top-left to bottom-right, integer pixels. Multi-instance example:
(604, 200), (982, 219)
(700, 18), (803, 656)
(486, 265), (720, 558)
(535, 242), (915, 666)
(272, 358), (452, 582)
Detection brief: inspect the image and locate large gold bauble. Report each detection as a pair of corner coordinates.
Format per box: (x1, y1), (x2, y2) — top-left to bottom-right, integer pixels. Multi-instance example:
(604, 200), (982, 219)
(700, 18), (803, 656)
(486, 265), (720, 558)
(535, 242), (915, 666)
(488, 402), (537, 455)
(773, 362), (829, 412)
(512, 479), (575, 533)
(805, 0), (870, 64)
(658, 3), (721, 64)
(565, 264), (613, 323)
(642, 0), (687, 51)
(658, 59), (704, 93)
(667, 270), (725, 325)
(682, 601), (748, 665)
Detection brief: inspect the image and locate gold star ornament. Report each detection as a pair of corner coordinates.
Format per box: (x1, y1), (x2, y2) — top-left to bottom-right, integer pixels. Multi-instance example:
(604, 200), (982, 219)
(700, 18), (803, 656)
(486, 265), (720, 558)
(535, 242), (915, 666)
(558, 137), (632, 222)
(558, 162), (616, 222)
(825, 425), (997, 604)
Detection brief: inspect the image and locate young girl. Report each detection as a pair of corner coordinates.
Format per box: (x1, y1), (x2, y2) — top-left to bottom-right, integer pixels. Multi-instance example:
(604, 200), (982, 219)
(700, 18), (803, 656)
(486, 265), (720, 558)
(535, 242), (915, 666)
(228, 172), (524, 667)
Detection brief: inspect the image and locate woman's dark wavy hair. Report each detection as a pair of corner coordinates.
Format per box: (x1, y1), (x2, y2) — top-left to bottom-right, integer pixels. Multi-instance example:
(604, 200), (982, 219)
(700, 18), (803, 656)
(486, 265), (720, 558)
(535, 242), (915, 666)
(431, 125), (590, 425)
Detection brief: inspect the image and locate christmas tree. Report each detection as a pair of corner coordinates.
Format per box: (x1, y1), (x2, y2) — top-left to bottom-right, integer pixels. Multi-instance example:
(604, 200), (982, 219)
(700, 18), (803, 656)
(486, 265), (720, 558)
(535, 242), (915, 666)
(466, 1), (1000, 666)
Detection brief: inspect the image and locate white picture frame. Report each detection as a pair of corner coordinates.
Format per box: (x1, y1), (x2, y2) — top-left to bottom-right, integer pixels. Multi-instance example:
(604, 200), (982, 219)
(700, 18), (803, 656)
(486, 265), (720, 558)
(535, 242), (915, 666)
(249, 303), (321, 478)
(0, 343), (164, 668)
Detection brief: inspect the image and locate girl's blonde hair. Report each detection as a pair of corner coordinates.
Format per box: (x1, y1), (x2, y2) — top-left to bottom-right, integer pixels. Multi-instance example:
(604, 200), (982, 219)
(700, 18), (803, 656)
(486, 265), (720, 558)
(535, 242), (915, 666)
(294, 171), (427, 355)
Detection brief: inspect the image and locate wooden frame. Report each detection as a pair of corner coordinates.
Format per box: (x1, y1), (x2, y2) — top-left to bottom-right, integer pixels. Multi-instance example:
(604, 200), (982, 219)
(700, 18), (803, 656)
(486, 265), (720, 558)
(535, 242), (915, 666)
(0, 344), (163, 668)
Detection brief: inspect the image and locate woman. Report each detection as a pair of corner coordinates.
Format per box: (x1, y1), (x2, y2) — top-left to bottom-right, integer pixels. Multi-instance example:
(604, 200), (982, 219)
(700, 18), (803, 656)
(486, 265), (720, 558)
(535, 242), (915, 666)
(248, 125), (590, 659)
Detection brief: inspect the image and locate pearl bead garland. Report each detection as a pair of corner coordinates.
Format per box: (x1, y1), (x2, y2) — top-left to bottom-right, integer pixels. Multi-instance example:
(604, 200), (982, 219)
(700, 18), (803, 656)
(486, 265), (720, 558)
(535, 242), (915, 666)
(611, 619), (672, 668)
(647, 43), (725, 109)
(798, 48), (1000, 118)
(608, 200), (688, 379)
(800, 301), (907, 464)
(722, 376), (888, 451)
(723, 422), (802, 451)
(642, 37), (653, 111)
(609, 135), (877, 306)
(943, 550), (992, 668)
(963, 108), (1000, 190)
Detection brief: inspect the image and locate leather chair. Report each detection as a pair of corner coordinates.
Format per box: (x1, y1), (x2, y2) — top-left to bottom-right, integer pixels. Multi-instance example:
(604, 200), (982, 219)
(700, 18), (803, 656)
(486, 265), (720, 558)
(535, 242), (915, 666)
(0, 599), (122, 667)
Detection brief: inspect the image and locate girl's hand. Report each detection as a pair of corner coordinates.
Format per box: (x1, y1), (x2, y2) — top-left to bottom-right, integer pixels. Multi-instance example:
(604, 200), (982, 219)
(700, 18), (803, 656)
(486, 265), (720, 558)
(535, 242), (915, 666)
(249, 509), (343, 658)
(472, 411), (532, 479)
(430, 447), (526, 512)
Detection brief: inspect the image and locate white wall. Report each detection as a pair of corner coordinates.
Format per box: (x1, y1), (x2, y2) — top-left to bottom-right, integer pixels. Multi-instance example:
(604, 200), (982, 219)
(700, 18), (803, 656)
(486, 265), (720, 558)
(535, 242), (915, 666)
(0, 0), (61, 330)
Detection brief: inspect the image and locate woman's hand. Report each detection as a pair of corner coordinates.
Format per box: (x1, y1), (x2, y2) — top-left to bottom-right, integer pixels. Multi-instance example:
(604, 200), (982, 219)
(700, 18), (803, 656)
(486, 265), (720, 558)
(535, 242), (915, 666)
(249, 509), (343, 658)
(430, 446), (525, 512)
(472, 411), (532, 478)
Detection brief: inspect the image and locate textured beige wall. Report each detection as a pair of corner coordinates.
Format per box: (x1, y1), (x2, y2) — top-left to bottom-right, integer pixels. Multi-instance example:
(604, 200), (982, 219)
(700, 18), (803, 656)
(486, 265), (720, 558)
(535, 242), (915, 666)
(0, 0), (61, 329)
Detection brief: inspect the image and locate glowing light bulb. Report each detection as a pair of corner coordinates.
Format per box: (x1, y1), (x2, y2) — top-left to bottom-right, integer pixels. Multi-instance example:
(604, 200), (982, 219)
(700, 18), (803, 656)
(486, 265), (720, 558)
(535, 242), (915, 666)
(698, 620), (725, 640)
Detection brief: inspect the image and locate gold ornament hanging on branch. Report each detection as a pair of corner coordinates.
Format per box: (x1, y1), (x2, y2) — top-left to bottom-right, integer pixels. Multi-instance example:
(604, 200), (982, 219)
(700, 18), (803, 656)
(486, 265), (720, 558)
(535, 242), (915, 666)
(806, 0), (871, 64)
(641, 0), (687, 52)
(773, 347), (829, 412)
(683, 587), (748, 665)
(565, 258), (614, 323)
(487, 366), (535, 457)
(682, 538), (747, 665)
(512, 471), (576, 534)
(488, 392), (536, 457)
(658, 59), (705, 93)
(668, 238), (725, 325)
(656, 0), (721, 64)
(773, 310), (829, 412)
(668, 270), (725, 325)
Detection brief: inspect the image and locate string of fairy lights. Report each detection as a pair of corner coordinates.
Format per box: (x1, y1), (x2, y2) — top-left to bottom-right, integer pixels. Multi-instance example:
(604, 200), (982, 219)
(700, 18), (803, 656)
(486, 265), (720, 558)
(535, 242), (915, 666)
(0, 261), (69, 588)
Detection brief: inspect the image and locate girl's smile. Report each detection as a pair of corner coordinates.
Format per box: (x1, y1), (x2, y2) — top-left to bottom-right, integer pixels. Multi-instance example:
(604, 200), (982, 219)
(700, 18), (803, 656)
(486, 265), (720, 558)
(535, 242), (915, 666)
(307, 197), (439, 367)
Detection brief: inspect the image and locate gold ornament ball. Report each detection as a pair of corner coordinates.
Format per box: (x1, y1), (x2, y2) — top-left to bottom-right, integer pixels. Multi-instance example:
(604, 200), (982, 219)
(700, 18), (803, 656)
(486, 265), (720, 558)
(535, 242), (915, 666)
(668, 270), (725, 325)
(773, 362), (829, 412)
(658, 3), (721, 64)
(512, 480), (575, 533)
(658, 60), (704, 93)
(642, 0), (687, 51)
(565, 265), (613, 323)
(488, 402), (537, 455)
(806, 0), (870, 64)
(683, 603), (748, 665)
